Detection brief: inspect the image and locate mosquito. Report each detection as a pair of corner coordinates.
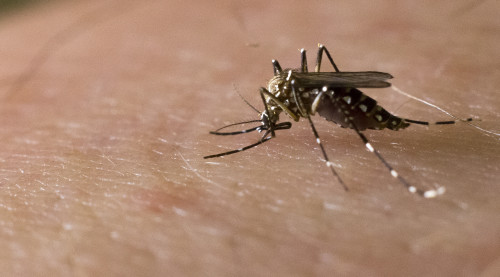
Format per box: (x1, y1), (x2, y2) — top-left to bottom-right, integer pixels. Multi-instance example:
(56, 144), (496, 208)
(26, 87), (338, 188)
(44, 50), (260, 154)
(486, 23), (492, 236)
(204, 44), (473, 198)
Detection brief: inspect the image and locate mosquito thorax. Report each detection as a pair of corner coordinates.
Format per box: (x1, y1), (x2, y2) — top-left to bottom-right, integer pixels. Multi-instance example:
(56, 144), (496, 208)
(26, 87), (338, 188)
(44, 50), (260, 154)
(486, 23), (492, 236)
(267, 75), (289, 96)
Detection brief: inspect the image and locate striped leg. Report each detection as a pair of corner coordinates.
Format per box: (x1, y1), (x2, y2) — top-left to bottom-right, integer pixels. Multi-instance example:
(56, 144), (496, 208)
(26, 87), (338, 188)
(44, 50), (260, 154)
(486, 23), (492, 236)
(392, 85), (492, 136)
(349, 122), (445, 198)
(289, 77), (348, 191)
(405, 118), (474, 126)
(203, 122), (292, 159)
(307, 116), (349, 191)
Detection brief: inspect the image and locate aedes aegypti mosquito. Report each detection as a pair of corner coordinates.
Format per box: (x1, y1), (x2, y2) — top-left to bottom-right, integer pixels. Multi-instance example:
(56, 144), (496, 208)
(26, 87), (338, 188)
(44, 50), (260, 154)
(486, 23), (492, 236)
(204, 44), (473, 198)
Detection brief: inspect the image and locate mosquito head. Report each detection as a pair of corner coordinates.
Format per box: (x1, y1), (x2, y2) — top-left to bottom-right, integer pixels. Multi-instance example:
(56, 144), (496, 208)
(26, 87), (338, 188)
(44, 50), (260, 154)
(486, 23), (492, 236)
(260, 109), (279, 130)
(260, 111), (271, 129)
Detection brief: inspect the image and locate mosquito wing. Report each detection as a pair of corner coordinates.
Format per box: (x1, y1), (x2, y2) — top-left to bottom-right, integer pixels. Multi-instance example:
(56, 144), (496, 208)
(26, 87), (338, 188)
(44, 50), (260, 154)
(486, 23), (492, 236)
(292, 71), (393, 88)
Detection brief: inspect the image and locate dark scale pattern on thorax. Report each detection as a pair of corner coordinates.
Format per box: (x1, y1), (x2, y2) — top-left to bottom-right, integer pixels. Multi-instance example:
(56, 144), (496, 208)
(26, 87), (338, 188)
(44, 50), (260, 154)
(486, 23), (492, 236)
(266, 73), (314, 117)
(316, 87), (410, 131)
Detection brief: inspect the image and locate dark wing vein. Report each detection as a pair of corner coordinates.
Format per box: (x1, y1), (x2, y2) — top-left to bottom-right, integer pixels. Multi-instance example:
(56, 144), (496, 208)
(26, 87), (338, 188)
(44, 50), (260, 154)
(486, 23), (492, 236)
(292, 71), (393, 88)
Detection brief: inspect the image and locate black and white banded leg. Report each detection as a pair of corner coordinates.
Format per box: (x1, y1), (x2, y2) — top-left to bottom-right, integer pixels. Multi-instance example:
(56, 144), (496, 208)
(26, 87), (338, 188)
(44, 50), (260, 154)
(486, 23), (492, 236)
(405, 118), (474, 126)
(290, 78), (348, 191)
(203, 121), (292, 159)
(307, 116), (349, 191)
(347, 117), (445, 198)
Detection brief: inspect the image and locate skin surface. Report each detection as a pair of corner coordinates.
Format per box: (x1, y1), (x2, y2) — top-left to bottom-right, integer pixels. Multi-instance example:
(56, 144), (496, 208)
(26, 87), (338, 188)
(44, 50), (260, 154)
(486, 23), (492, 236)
(0, 0), (499, 276)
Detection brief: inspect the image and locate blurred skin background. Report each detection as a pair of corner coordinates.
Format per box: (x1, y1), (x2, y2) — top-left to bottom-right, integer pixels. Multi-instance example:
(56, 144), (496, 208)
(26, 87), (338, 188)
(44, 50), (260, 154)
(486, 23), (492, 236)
(0, 0), (499, 276)
(0, 0), (46, 16)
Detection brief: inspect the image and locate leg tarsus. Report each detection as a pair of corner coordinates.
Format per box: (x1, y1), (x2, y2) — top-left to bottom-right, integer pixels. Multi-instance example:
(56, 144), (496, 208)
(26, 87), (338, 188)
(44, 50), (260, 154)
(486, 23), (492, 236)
(336, 109), (444, 197)
(203, 136), (273, 159)
(405, 117), (475, 126)
(315, 44), (340, 73)
(354, 125), (444, 198)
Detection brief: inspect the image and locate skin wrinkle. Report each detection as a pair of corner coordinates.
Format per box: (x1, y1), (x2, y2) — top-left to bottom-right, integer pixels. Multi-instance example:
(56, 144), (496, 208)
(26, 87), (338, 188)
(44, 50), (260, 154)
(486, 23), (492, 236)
(3, 0), (153, 101)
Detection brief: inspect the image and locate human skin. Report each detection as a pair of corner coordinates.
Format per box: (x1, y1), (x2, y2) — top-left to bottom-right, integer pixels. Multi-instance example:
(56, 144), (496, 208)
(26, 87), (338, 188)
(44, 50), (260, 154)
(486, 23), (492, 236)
(0, 0), (499, 276)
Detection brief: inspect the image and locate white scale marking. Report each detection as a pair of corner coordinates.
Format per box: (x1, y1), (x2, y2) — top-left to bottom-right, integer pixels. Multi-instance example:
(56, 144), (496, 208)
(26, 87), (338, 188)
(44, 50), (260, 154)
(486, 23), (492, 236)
(424, 190), (437, 198)
(425, 187), (446, 198)
(390, 169), (398, 178)
(365, 143), (374, 152)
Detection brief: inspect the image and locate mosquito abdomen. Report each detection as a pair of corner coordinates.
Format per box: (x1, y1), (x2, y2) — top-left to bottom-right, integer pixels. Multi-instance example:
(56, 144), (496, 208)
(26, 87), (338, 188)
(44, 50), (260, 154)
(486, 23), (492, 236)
(316, 88), (410, 131)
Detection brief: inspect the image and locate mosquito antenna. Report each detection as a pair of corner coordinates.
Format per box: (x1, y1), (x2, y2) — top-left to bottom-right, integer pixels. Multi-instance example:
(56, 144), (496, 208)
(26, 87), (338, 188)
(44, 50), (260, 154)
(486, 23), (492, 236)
(392, 85), (500, 138)
(233, 83), (260, 114)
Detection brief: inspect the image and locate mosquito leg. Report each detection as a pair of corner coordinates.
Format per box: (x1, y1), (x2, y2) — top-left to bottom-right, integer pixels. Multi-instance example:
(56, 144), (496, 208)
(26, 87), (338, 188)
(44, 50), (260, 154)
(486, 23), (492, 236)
(392, 85), (497, 137)
(290, 77), (347, 190)
(348, 121), (445, 198)
(210, 120), (261, 133)
(204, 122), (291, 159)
(306, 116), (349, 191)
(204, 136), (273, 159)
(315, 44), (340, 73)
(272, 59), (283, 76)
(260, 87), (300, 121)
(300, 48), (308, 72)
(404, 118), (474, 126)
(290, 79), (307, 117)
(311, 86), (327, 115)
(210, 125), (262, 136)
